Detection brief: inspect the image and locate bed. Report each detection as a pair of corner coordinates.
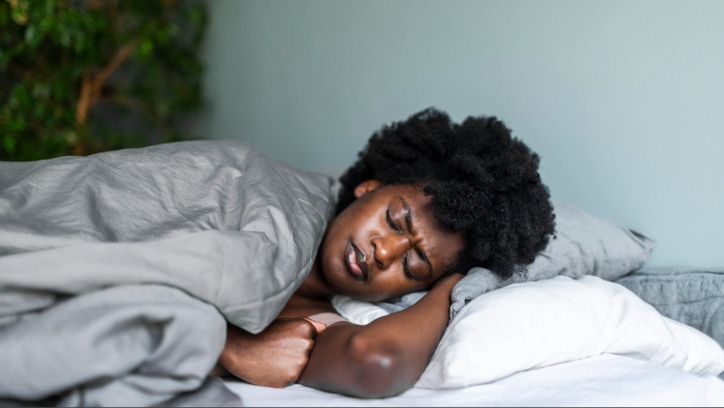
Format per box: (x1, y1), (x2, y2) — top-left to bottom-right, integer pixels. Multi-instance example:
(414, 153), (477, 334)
(1, 141), (722, 406)
(221, 266), (724, 407)
(223, 354), (724, 406)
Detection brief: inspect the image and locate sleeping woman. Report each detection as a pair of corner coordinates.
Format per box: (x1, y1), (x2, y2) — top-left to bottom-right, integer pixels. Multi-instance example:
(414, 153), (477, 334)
(217, 108), (556, 398)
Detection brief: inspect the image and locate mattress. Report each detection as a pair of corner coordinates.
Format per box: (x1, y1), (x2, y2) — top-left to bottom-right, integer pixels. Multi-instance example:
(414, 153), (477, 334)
(223, 354), (724, 406)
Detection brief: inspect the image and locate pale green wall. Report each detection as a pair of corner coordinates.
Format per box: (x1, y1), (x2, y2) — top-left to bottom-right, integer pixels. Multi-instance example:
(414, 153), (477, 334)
(199, 0), (724, 269)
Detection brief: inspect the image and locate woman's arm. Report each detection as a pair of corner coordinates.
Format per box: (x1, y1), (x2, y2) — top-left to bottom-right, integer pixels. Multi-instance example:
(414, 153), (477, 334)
(298, 273), (463, 398)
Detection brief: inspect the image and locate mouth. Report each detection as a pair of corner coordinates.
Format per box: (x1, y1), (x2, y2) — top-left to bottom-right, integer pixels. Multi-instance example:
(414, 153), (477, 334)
(344, 240), (369, 282)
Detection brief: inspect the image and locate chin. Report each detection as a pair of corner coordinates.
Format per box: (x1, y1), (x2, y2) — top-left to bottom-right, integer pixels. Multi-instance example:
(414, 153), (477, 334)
(322, 262), (374, 300)
(320, 258), (351, 290)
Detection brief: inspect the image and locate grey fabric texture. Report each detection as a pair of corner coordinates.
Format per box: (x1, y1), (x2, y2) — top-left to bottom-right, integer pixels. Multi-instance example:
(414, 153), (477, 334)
(0, 285), (231, 406)
(616, 267), (724, 348)
(0, 141), (336, 406)
(378, 201), (655, 318)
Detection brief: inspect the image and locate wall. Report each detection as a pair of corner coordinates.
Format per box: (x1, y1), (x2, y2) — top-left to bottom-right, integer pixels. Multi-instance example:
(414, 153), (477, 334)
(199, 0), (724, 268)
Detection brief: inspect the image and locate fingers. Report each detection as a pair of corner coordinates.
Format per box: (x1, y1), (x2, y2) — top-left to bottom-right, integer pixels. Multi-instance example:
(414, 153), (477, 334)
(220, 318), (321, 388)
(276, 317), (319, 340)
(274, 318), (317, 359)
(266, 320), (316, 387)
(296, 318), (319, 340)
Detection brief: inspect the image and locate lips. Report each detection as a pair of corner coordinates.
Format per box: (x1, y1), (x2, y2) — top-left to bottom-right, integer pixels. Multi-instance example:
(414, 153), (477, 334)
(345, 240), (369, 282)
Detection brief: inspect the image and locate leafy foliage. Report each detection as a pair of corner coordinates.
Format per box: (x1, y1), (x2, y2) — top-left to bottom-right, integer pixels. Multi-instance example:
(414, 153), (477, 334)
(0, 0), (208, 161)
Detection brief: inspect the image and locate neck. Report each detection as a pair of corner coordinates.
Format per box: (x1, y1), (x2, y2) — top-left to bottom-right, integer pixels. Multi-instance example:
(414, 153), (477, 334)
(296, 255), (334, 299)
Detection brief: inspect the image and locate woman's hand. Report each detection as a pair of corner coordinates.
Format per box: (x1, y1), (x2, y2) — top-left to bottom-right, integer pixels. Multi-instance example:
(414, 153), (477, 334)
(219, 319), (317, 388)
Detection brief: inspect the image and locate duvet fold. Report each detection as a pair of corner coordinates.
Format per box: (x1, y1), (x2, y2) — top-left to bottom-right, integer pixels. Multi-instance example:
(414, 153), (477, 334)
(0, 285), (233, 406)
(0, 141), (336, 406)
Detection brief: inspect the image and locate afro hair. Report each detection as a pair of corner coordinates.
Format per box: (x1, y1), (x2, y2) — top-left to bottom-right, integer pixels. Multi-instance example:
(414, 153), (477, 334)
(335, 108), (556, 280)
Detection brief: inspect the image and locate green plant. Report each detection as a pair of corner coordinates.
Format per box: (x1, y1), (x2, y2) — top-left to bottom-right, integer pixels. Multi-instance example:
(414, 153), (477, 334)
(0, 0), (208, 161)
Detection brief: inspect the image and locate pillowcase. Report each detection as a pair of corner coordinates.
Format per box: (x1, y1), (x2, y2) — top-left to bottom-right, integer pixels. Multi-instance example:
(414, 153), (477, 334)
(377, 201), (656, 318)
(526, 201), (655, 281)
(333, 276), (724, 389)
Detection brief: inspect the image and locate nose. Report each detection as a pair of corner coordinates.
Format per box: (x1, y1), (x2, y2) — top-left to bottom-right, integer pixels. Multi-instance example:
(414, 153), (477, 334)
(371, 234), (411, 270)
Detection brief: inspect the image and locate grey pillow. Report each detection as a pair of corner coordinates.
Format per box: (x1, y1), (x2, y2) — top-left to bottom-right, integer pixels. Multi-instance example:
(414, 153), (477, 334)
(526, 201), (655, 281)
(378, 201), (655, 318)
(448, 201), (655, 316)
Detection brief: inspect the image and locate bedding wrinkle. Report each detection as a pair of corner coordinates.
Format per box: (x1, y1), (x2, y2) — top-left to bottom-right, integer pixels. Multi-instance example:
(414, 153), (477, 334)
(0, 285), (227, 405)
(218, 227), (321, 333)
(0, 289), (58, 326)
(86, 185), (120, 242)
(0, 141), (333, 404)
(225, 354), (724, 406)
(617, 268), (724, 348)
(206, 165), (245, 227)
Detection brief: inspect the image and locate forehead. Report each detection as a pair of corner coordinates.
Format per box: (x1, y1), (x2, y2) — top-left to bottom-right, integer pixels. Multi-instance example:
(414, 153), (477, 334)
(383, 184), (465, 275)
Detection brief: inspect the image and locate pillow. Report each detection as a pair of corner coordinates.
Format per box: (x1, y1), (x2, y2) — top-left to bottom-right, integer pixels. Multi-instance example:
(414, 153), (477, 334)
(526, 201), (655, 281)
(333, 276), (724, 389)
(376, 201), (656, 318)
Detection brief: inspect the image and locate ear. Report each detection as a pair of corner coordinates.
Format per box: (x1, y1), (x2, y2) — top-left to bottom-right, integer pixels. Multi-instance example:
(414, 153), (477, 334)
(353, 180), (383, 199)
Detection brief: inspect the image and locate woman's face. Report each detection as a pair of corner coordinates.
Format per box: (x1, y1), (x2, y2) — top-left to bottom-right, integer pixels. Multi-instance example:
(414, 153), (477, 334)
(318, 181), (465, 301)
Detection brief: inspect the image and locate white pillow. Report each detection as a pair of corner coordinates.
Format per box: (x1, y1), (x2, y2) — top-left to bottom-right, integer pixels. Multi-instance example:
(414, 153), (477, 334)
(332, 276), (724, 389)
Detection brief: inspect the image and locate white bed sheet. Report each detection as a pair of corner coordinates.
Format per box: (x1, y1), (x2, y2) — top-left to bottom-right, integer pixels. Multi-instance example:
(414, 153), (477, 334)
(224, 354), (724, 407)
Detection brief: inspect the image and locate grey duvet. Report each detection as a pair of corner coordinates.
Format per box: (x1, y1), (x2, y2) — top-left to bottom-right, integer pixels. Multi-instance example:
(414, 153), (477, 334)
(0, 141), (336, 406)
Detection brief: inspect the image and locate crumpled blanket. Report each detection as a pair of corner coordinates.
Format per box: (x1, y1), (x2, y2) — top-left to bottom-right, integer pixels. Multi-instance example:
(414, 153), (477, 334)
(616, 267), (724, 348)
(0, 141), (336, 406)
(0, 285), (230, 406)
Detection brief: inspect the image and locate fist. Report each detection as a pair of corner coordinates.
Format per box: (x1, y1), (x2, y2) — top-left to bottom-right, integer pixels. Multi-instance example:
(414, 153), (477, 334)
(220, 319), (317, 388)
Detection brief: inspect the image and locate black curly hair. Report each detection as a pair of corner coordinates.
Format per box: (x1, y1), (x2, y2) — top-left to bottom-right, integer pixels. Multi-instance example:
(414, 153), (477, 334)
(335, 108), (556, 280)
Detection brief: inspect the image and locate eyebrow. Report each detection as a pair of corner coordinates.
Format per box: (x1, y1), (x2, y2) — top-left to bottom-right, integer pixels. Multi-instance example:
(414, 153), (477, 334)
(398, 196), (433, 277)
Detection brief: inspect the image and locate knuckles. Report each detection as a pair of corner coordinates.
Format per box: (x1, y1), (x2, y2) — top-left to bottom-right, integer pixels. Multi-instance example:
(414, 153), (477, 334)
(248, 318), (319, 388)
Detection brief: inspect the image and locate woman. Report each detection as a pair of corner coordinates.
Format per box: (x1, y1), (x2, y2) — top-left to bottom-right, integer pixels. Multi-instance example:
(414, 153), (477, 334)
(218, 108), (556, 398)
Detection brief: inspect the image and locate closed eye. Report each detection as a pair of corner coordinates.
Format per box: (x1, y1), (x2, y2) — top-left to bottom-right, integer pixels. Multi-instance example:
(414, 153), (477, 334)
(386, 208), (402, 234)
(403, 252), (413, 279)
(403, 253), (422, 281)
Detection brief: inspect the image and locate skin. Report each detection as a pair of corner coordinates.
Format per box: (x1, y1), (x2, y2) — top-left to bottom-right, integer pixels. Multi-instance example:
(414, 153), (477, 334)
(219, 180), (466, 397)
